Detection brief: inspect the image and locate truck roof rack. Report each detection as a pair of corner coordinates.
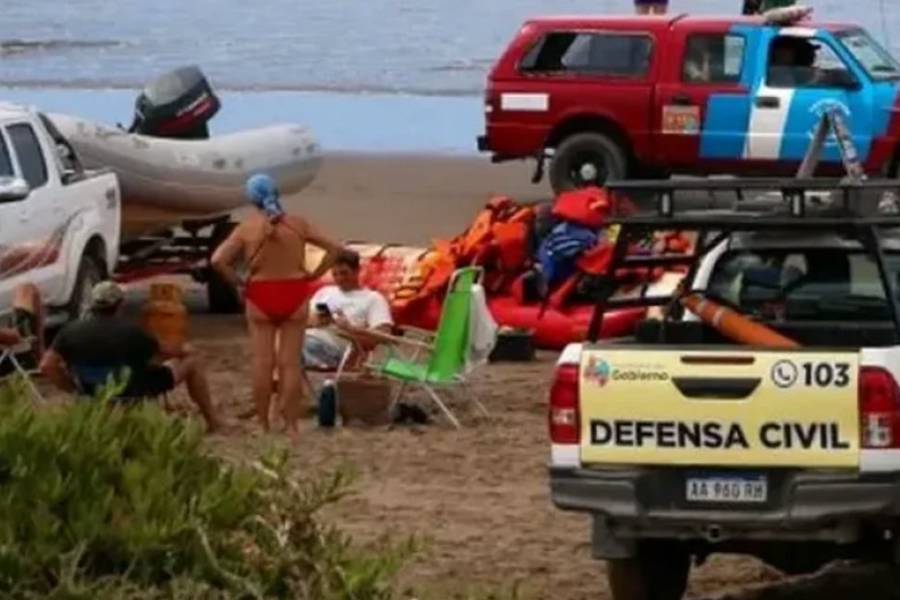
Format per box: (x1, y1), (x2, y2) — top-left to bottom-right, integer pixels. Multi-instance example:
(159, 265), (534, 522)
(605, 177), (900, 226)
(586, 177), (900, 341)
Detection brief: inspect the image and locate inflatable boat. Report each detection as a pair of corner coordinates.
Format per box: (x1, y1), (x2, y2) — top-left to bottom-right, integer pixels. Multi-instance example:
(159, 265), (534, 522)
(47, 67), (322, 240)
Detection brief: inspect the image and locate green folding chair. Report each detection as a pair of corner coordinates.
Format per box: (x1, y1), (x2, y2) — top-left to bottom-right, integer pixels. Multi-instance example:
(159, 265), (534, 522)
(370, 267), (490, 429)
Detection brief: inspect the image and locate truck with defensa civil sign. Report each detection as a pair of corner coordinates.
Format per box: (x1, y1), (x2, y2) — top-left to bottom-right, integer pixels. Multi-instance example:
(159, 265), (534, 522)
(548, 178), (900, 599)
(479, 13), (900, 194)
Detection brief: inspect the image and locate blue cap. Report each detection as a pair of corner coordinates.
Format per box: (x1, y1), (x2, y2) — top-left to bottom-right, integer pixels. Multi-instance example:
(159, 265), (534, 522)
(245, 173), (284, 219)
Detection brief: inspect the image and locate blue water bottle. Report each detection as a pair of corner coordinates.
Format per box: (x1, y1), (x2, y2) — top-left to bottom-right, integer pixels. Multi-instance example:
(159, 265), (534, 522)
(317, 379), (337, 428)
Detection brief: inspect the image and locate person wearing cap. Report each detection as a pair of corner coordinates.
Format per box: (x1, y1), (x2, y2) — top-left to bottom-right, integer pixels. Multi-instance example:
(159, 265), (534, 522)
(212, 173), (342, 441)
(39, 281), (224, 432)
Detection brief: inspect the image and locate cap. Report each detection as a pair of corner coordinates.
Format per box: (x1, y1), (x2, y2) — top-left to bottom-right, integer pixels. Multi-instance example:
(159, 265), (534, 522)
(90, 281), (124, 309)
(245, 173), (284, 219)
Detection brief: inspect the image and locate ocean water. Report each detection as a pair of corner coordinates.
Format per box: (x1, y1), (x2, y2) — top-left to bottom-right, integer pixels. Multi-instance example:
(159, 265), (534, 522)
(2, 0), (899, 152)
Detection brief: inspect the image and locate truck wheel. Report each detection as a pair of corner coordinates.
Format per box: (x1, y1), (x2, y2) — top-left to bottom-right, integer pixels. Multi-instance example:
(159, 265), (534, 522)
(207, 221), (243, 314)
(606, 541), (691, 600)
(549, 132), (627, 195)
(66, 254), (103, 321)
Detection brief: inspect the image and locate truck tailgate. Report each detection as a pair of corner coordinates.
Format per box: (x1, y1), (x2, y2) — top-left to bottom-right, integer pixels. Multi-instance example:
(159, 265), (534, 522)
(579, 348), (860, 468)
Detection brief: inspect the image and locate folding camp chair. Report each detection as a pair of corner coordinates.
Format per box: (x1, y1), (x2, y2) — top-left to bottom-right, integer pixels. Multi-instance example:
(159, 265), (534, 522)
(368, 267), (490, 429)
(0, 337), (45, 402)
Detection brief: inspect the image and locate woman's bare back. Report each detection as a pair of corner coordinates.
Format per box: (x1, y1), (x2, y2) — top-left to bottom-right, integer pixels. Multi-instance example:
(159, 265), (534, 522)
(242, 213), (311, 280)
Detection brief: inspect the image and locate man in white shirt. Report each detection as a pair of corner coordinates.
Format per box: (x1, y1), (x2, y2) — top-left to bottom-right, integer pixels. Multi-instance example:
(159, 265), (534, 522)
(304, 250), (393, 369)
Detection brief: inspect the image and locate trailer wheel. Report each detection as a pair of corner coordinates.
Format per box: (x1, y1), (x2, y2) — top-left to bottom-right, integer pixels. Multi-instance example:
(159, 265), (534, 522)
(549, 132), (627, 194)
(207, 221), (243, 314)
(606, 541), (691, 600)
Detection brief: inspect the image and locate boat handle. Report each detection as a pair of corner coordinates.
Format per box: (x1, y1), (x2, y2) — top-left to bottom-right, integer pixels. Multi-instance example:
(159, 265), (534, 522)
(672, 377), (761, 400)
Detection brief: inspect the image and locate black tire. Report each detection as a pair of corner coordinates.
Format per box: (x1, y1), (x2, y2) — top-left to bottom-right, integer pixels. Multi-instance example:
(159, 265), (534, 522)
(207, 221), (243, 314)
(549, 132), (627, 195)
(66, 253), (104, 322)
(606, 541), (691, 600)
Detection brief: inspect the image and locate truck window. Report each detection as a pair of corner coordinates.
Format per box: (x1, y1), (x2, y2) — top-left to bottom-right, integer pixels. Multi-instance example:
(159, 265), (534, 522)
(707, 248), (893, 322)
(766, 36), (857, 89)
(0, 133), (12, 177)
(837, 29), (900, 81)
(6, 123), (48, 189)
(520, 31), (652, 77)
(682, 34), (745, 84)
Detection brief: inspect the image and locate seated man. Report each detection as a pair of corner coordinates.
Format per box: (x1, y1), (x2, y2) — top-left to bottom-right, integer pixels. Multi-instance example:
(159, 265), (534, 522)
(304, 250), (394, 370)
(0, 283), (45, 375)
(39, 281), (224, 432)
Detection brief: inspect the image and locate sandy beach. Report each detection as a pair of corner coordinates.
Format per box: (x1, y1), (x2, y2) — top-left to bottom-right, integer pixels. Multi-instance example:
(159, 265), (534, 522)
(55, 152), (900, 599)
(284, 152), (554, 245)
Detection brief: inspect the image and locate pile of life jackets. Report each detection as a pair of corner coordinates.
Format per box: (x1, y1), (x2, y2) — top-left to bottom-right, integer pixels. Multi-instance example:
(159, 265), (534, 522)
(389, 187), (693, 318)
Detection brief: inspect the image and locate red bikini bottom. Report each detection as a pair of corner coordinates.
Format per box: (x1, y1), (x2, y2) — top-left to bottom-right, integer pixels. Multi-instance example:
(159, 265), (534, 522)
(245, 278), (315, 323)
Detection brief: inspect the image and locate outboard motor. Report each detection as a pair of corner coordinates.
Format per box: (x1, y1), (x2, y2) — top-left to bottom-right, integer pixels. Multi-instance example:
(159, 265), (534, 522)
(128, 65), (220, 139)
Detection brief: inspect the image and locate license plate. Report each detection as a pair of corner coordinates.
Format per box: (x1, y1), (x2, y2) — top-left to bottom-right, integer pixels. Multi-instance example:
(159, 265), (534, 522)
(685, 475), (768, 504)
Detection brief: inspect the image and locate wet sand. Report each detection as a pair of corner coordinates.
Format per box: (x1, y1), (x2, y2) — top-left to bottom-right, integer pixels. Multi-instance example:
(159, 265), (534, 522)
(281, 152), (553, 245)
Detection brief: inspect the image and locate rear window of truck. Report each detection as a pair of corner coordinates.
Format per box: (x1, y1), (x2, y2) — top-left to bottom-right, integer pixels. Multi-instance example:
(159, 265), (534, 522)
(519, 31), (653, 77)
(707, 248), (897, 322)
(6, 123), (48, 190)
(682, 33), (746, 84)
(0, 133), (12, 177)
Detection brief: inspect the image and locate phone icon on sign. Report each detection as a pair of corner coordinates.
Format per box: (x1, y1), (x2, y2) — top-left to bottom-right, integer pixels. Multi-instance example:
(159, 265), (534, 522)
(771, 360), (798, 389)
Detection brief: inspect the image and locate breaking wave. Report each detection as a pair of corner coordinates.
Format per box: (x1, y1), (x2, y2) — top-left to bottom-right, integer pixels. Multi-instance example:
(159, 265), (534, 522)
(0, 77), (483, 98)
(0, 39), (124, 56)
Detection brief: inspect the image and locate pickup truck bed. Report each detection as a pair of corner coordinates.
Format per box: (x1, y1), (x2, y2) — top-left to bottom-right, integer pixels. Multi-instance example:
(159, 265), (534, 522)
(548, 178), (900, 599)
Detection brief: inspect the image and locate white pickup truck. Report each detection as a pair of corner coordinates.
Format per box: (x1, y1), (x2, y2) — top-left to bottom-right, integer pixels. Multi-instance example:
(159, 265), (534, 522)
(0, 103), (120, 326)
(549, 179), (900, 599)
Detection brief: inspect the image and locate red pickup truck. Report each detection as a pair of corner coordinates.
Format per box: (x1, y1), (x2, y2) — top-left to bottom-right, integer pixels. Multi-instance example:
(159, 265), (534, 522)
(478, 15), (900, 193)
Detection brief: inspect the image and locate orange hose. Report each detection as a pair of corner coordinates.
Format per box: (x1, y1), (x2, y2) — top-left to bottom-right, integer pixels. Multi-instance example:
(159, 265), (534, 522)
(680, 293), (800, 348)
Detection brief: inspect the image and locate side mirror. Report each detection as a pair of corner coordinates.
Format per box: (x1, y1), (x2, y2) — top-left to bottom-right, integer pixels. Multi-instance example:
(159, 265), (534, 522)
(0, 177), (29, 203)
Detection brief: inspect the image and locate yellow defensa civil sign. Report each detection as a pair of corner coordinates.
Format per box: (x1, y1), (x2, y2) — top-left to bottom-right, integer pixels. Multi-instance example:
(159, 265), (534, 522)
(579, 348), (860, 468)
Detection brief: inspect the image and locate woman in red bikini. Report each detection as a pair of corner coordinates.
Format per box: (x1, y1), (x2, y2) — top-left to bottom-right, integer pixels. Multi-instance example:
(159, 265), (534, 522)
(212, 173), (341, 440)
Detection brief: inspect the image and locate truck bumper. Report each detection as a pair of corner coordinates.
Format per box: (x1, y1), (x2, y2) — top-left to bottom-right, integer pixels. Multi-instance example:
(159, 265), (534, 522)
(551, 467), (900, 549)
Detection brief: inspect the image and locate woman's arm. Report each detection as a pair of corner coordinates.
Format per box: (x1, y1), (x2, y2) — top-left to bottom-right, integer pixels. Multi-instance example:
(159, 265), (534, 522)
(210, 225), (246, 289)
(302, 218), (343, 280)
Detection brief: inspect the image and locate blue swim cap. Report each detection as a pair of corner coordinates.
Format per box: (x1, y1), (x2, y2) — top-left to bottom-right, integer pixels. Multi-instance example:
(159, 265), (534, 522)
(245, 173), (284, 219)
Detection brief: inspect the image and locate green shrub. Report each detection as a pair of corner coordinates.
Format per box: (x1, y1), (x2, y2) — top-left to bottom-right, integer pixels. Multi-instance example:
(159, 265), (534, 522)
(0, 380), (413, 599)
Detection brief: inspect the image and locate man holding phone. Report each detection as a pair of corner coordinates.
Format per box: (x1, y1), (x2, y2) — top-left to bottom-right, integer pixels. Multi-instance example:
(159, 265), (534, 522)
(304, 250), (393, 369)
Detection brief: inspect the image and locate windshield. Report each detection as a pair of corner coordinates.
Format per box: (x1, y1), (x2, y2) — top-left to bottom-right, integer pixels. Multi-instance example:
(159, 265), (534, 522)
(707, 248), (900, 322)
(836, 29), (900, 81)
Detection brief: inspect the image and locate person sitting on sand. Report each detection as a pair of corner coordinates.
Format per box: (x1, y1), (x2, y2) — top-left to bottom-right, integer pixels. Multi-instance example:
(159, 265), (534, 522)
(305, 250), (394, 370)
(38, 281), (224, 432)
(0, 283), (45, 372)
(211, 173), (342, 441)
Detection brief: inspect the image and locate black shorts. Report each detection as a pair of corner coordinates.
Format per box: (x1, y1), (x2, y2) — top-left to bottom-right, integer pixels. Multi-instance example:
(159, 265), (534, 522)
(122, 364), (176, 399)
(0, 308), (38, 377)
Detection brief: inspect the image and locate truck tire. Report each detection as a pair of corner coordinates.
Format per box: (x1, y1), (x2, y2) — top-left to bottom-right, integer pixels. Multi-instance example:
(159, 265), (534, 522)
(606, 542), (691, 600)
(207, 221), (243, 314)
(66, 253), (103, 321)
(549, 132), (627, 195)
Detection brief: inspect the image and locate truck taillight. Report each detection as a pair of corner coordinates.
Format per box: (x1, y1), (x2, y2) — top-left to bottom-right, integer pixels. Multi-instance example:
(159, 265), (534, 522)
(550, 363), (580, 444)
(859, 367), (900, 449)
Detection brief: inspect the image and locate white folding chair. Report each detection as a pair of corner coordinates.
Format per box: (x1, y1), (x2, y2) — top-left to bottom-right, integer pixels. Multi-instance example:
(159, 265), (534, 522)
(0, 337), (45, 402)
